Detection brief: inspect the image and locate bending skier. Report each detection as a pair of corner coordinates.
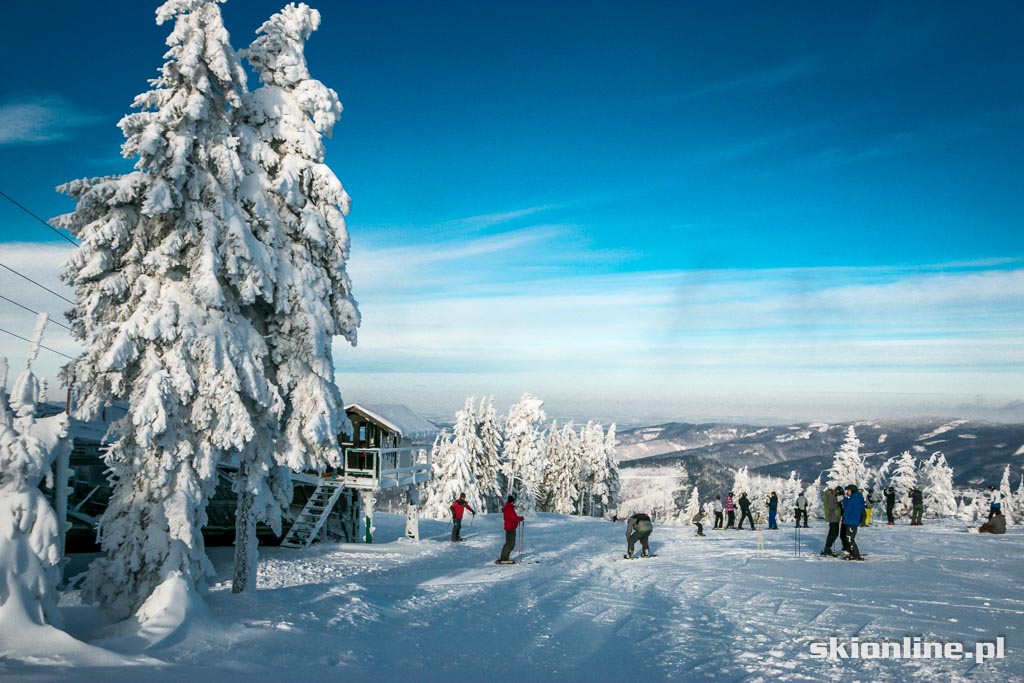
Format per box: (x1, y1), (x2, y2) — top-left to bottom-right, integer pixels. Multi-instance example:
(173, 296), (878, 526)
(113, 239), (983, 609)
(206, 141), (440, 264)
(737, 493), (755, 530)
(626, 511), (654, 558)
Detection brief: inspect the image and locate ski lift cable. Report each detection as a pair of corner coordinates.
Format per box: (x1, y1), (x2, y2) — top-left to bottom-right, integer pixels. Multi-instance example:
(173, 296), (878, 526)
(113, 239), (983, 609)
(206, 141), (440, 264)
(0, 189), (79, 247)
(0, 293), (72, 330)
(0, 261), (75, 305)
(0, 325), (77, 360)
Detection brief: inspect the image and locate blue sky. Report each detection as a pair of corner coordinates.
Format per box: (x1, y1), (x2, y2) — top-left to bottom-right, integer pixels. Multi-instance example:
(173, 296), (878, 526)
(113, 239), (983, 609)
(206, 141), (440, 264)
(1, 1), (1022, 423)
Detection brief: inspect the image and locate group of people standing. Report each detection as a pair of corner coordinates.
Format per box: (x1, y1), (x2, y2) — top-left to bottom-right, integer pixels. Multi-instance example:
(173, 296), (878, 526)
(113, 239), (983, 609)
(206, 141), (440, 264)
(821, 484), (867, 560)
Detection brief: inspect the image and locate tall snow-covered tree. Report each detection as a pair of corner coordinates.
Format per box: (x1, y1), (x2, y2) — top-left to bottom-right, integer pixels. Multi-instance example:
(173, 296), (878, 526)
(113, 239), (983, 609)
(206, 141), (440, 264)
(231, 1), (360, 592)
(731, 466), (751, 500)
(447, 398), (483, 512)
(540, 421), (580, 514)
(423, 431), (477, 519)
(803, 473), (823, 520)
(683, 486), (701, 522)
(475, 396), (503, 512)
(500, 394), (547, 514)
(890, 451), (920, 519)
(922, 452), (956, 518)
(57, 0), (284, 618)
(781, 471), (803, 523)
(826, 426), (867, 492)
(578, 422), (610, 517)
(602, 423), (621, 518)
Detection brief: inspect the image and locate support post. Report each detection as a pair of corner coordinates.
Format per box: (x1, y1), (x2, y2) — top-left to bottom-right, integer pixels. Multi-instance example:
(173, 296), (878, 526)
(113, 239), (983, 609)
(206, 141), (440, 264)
(405, 486), (421, 541)
(360, 490), (376, 543)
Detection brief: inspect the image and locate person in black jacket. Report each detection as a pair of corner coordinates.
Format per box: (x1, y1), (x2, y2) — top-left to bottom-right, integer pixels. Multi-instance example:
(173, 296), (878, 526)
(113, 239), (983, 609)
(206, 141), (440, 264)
(884, 486), (896, 525)
(737, 493), (755, 530)
(910, 487), (925, 525)
(767, 492), (779, 529)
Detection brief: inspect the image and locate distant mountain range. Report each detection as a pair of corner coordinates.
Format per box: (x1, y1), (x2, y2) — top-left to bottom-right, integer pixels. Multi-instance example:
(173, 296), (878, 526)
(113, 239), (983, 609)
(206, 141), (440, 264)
(617, 418), (1024, 489)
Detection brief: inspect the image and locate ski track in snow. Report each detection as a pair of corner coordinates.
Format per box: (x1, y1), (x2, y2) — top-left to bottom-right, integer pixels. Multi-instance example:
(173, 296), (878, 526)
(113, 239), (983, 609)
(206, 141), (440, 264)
(6, 515), (1023, 683)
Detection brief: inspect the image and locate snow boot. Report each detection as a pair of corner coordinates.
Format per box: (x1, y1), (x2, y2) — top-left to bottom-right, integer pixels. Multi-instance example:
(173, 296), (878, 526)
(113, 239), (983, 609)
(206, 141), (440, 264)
(495, 559), (515, 565)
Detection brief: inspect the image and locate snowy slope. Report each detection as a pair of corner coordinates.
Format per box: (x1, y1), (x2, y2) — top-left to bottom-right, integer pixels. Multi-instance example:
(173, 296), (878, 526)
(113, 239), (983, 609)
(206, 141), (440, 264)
(3, 514), (1022, 682)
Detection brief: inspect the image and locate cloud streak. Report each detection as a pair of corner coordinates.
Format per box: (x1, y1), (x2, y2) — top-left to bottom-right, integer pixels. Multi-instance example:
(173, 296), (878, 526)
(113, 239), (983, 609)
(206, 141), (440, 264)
(0, 96), (103, 146)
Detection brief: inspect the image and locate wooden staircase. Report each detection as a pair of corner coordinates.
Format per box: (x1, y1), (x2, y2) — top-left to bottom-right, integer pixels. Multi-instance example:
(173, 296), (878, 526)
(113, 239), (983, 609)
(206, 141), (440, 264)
(280, 479), (347, 549)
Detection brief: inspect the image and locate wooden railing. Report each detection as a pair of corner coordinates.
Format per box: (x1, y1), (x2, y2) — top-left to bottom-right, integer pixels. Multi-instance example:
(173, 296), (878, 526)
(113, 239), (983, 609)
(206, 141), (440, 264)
(339, 447), (431, 490)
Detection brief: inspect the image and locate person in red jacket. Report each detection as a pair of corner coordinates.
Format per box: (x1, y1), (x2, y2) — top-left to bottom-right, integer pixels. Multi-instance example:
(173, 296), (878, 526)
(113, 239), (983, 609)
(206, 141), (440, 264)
(496, 495), (524, 564)
(450, 493), (475, 542)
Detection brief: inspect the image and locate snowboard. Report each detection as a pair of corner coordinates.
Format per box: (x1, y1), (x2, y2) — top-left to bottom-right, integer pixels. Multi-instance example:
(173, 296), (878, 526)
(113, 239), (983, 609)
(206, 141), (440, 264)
(622, 554), (658, 560)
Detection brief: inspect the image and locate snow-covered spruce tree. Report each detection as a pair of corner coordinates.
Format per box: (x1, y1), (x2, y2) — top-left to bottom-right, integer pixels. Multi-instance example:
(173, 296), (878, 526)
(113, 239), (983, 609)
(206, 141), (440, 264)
(603, 423), (621, 518)
(447, 397), (482, 512)
(56, 0), (284, 618)
(826, 426), (867, 492)
(1015, 476), (1024, 525)
(998, 465), (1016, 525)
(781, 471), (803, 523)
(231, 2), (360, 591)
(731, 466), (751, 500)
(474, 396), (503, 512)
(538, 422), (567, 513)
(922, 452), (956, 519)
(683, 486), (701, 522)
(581, 422), (612, 517)
(500, 394), (547, 514)
(0, 319), (72, 632)
(874, 456), (895, 492)
(803, 473), (822, 520)
(423, 431), (476, 519)
(889, 451), (920, 519)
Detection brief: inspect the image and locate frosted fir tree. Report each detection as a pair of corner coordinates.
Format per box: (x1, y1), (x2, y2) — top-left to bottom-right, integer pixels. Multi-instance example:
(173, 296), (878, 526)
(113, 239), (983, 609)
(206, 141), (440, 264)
(578, 422), (610, 517)
(780, 471), (802, 522)
(230, 2), (360, 592)
(423, 432), (477, 519)
(922, 452), (956, 519)
(56, 0), (284, 619)
(539, 422), (576, 514)
(683, 486), (701, 522)
(500, 394), (547, 514)
(875, 456), (895, 491)
(826, 426), (867, 492)
(890, 451), (921, 519)
(603, 423), (622, 518)
(731, 466), (751, 499)
(998, 465), (1016, 525)
(474, 396), (503, 512)
(447, 398), (483, 512)
(1015, 476), (1024, 525)
(803, 473), (823, 520)
(0, 318), (72, 636)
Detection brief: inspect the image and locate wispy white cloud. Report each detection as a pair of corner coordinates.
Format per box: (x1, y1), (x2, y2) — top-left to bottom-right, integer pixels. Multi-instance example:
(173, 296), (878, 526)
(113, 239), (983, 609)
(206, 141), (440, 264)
(0, 95), (103, 146)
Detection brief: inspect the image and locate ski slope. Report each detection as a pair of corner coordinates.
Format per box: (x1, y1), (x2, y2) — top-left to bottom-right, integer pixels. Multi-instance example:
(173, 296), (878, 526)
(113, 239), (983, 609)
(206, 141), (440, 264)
(4, 513), (1022, 682)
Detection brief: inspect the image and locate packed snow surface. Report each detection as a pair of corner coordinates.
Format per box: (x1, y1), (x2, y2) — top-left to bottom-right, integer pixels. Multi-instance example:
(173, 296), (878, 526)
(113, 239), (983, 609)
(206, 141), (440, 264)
(2, 514), (1022, 682)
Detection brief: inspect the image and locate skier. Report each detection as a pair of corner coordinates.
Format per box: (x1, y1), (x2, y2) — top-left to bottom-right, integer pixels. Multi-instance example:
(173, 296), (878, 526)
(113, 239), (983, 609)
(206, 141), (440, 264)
(712, 496), (724, 529)
(496, 495), (524, 564)
(724, 494), (736, 529)
(842, 484), (866, 560)
(625, 511), (654, 557)
(450, 492), (475, 543)
(737, 493), (755, 530)
(978, 511), (1006, 535)
(986, 485), (1002, 520)
(692, 506), (707, 537)
(862, 488), (875, 527)
(794, 492), (809, 528)
(767, 492), (779, 529)
(884, 486), (896, 525)
(910, 487), (925, 526)
(821, 485), (843, 557)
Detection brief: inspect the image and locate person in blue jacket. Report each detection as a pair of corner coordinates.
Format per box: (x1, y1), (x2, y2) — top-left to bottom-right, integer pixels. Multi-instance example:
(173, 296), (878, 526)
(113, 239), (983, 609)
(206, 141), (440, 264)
(767, 492), (779, 529)
(842, 484), (866, 560)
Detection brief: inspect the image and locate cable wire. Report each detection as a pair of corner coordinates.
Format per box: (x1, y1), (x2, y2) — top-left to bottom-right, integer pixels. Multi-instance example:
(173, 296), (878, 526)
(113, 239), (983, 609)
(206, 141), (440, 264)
(0, 189), (79, 246)
(0, 293), (72, 331)
(0, 261), (75, 305)
(0, 325), (77, 360)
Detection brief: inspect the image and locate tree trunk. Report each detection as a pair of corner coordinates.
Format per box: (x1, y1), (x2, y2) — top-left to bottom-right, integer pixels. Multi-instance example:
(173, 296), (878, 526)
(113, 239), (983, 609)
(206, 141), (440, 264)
(232, 480), (256, 594)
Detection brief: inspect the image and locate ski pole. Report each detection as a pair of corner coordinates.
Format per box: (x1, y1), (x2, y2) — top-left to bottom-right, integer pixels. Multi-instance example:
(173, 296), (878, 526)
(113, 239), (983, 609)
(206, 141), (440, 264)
(518, 521), (524, 561)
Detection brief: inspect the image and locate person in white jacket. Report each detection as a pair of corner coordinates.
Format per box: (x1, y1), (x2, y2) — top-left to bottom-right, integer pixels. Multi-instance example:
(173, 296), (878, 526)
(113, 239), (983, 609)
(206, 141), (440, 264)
(987, 485), (1003, 520)
(712, 496), (724, 529)
(794, 493), (809, 529)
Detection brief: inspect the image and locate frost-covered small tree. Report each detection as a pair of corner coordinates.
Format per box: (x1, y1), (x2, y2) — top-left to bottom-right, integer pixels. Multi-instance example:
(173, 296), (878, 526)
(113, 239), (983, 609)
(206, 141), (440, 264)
(731, 466), (751, 500)
(500, 394), (546, 514)
(57, 0), (284, 618)
(602, 423), (621, 518)
(423, 431), (477, 519)
(922, 452), (956, 519)
(475, 396), (503, 512)
(998, 465), (1016, 525)
(890, 451), (920, 519)
(447, 398), (483, 511)
(540, 422), (580, 514)
(0, 320), (72, 634)
(875, 456), (895, 492)
(578, 422), (612, 517)
(233, 1), (360, 592)
(781, 471), (803, 522)
(826, 427), (867, 492)
(683, 486), (701, 522)
(803, 473), (823, 520)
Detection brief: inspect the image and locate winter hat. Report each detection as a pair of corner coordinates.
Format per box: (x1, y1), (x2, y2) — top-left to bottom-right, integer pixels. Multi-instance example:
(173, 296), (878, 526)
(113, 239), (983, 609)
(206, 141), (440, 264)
(845, 484), (858, 493)
(834, 486), (844, 493)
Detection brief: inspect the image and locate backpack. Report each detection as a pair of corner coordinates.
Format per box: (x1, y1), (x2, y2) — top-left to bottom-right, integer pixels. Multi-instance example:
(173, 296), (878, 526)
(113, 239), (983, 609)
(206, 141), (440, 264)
(633, 512), (651, 522)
